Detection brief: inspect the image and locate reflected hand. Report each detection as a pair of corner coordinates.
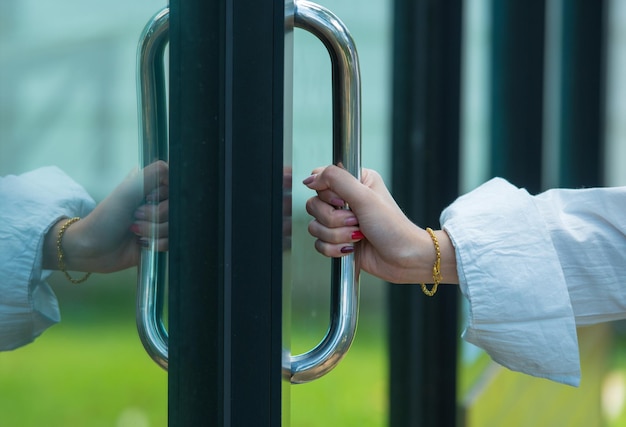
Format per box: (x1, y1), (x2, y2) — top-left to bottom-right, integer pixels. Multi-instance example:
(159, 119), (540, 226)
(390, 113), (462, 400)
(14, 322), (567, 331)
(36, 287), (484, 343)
(44, 161), (169, 273)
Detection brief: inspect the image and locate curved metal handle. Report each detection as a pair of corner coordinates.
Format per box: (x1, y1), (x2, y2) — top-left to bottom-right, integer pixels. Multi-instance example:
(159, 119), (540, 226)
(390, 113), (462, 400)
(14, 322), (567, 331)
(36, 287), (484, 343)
(136, 6), (169, 371)
(285, 0), (362, 384)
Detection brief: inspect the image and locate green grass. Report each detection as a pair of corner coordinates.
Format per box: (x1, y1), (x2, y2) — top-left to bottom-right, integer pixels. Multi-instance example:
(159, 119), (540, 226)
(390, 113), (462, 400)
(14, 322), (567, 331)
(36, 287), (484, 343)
(0, 316), (387, 427)
(290, 316), (388, 427)
(0, 272), (388, 427)
(11, 272), (625, 427)
(0, 320), (167, 427)
(604, 331), (626, 427)
(459, 323), (618, 427)
(0, 274), (167, 427)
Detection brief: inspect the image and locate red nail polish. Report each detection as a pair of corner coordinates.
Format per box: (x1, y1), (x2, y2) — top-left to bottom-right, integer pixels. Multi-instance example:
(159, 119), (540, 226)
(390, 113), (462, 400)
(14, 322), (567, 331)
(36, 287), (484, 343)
(302, 175), (316, 185)
(340, 246), (355, 254)
(130, 223), (141, 235)
(351, 231), (365, 240)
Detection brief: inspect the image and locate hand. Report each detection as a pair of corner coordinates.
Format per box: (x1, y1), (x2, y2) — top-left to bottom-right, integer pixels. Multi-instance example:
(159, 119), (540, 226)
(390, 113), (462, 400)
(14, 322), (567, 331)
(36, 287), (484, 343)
(44, 161), (169, 273)
(303, 165), (458, 284)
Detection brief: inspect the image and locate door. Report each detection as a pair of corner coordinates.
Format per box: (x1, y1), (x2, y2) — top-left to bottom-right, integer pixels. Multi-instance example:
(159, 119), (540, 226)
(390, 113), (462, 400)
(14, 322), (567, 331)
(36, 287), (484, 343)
(0, 1), (167, 426)
(0, 0), (461, 425)
(165, 0), (393, 425)
(457, 1), (616, 426)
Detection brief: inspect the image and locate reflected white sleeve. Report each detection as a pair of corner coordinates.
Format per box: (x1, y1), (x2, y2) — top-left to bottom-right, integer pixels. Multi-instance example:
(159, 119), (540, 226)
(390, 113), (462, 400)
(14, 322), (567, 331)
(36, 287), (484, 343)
(0, 167), (95, 350)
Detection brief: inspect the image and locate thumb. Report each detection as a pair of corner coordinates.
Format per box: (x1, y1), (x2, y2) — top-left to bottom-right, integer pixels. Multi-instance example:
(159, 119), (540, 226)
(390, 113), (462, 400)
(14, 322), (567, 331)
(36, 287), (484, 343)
(142, 160), (169, 195)
(305, 165), (375, 212)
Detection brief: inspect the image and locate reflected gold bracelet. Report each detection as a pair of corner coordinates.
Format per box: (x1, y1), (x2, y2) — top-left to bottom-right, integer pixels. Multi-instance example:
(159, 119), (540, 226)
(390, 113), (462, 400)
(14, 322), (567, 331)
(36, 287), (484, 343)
(420, 227), (442, 297)
(57, 217), (91, 284)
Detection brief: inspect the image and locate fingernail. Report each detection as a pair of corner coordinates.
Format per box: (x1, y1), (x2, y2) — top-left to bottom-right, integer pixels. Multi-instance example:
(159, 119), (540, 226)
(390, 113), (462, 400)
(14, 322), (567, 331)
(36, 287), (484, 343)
(302, 175), (316, 185)
(344, 216), (358, 226)
(330, 197), (345, 207)
(129, 223), (141, 235)
(351, 230), (365, 240)
(137, 237), (150, 247)
(340, 246), (355, 254)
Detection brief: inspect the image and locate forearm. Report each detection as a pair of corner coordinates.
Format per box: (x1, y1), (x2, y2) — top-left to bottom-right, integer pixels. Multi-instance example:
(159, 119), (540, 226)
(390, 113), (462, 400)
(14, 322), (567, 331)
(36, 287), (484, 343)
(393, 227), (458, 285)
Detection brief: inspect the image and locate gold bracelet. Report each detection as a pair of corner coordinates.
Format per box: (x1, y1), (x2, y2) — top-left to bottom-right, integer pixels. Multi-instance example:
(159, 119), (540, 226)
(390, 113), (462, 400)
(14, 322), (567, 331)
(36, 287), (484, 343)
(421, 227), (442, 297)
(56, 217), (91, 284)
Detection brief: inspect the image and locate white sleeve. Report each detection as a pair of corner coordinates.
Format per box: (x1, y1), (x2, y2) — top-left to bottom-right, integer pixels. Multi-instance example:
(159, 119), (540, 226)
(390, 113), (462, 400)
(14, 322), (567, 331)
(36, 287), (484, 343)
(533, 186), (626, 326)
(440, 178), (580, 386)
(0, 167), (95, 350)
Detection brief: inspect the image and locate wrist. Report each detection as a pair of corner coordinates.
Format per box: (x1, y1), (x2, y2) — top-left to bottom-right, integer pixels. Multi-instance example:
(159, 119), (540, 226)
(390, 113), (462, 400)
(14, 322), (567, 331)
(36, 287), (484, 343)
(60, 218), (97, 272)
(415, 227), (440, 283)
(432, 229), (458, 285)
(388, 225), (435, 284)
(44, 217), (94, 273)
(397, 227), (458, 286)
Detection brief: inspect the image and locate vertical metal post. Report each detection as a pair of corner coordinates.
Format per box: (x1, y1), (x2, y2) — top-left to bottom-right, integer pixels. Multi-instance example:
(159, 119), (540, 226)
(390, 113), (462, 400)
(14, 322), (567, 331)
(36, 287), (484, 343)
(389, 0), (462, 425)
(168, 0), (222, 423)
(168, 0), (285, 425)
(556, 0), (606, 188)
(490, 1), (546, 193)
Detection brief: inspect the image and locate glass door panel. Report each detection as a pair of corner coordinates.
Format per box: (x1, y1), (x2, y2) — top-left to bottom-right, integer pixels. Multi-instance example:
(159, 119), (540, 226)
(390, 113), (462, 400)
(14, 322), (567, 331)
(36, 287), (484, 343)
(458, 1), (617, 425)
(2, 0), (393, 425)
(289, 0), (391, 424)
(0, 1), (167, 425)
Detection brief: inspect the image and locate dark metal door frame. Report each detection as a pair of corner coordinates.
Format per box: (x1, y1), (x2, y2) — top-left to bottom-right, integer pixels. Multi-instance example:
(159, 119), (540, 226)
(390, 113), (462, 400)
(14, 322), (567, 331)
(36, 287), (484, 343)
(165, 0), (608, 425)
(168, 0), (285, 425)
(389, 0), (462, 426)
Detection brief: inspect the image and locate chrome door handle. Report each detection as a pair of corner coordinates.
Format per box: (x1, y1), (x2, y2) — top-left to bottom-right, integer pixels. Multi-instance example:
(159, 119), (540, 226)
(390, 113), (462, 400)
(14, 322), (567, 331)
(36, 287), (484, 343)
(136, 6), (169, 371)
(285, 0), (362, 384)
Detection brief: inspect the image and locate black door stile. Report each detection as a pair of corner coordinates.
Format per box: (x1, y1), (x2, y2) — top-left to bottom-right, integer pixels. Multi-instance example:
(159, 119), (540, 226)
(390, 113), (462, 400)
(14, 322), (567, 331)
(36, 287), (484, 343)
(389, 0), (462, 425)
(168, 0), (285, 425)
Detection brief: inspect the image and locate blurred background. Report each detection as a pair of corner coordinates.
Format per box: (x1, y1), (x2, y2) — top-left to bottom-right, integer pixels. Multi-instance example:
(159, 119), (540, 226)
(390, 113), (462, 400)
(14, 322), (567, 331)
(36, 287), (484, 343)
(1, 0), (626, 426)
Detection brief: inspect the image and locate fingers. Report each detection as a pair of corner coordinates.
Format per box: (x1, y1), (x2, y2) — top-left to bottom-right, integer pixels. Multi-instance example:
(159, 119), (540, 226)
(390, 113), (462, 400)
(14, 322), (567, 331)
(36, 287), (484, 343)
(306, 195), (357, 228)
(308, 219), (361, 245)
(303, 166), (363, 258)
(308, 217), (364, 258)
(131, 221), (169, 239)
(135, 199), (169, 222)
(130, 219), (169, 252)
(314, 239), (358, 258)
(302, 165), (354, 193)
(137, 236), (169, 252)
(112, 161), (169, 210)
(146, 184), (169, 203)
(303, 165), (392, 260)
(142, 160), (169, 195)
(303, 165), (381, 213)
(135, 163), (169, 251)
(131, 198), (169, 252)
